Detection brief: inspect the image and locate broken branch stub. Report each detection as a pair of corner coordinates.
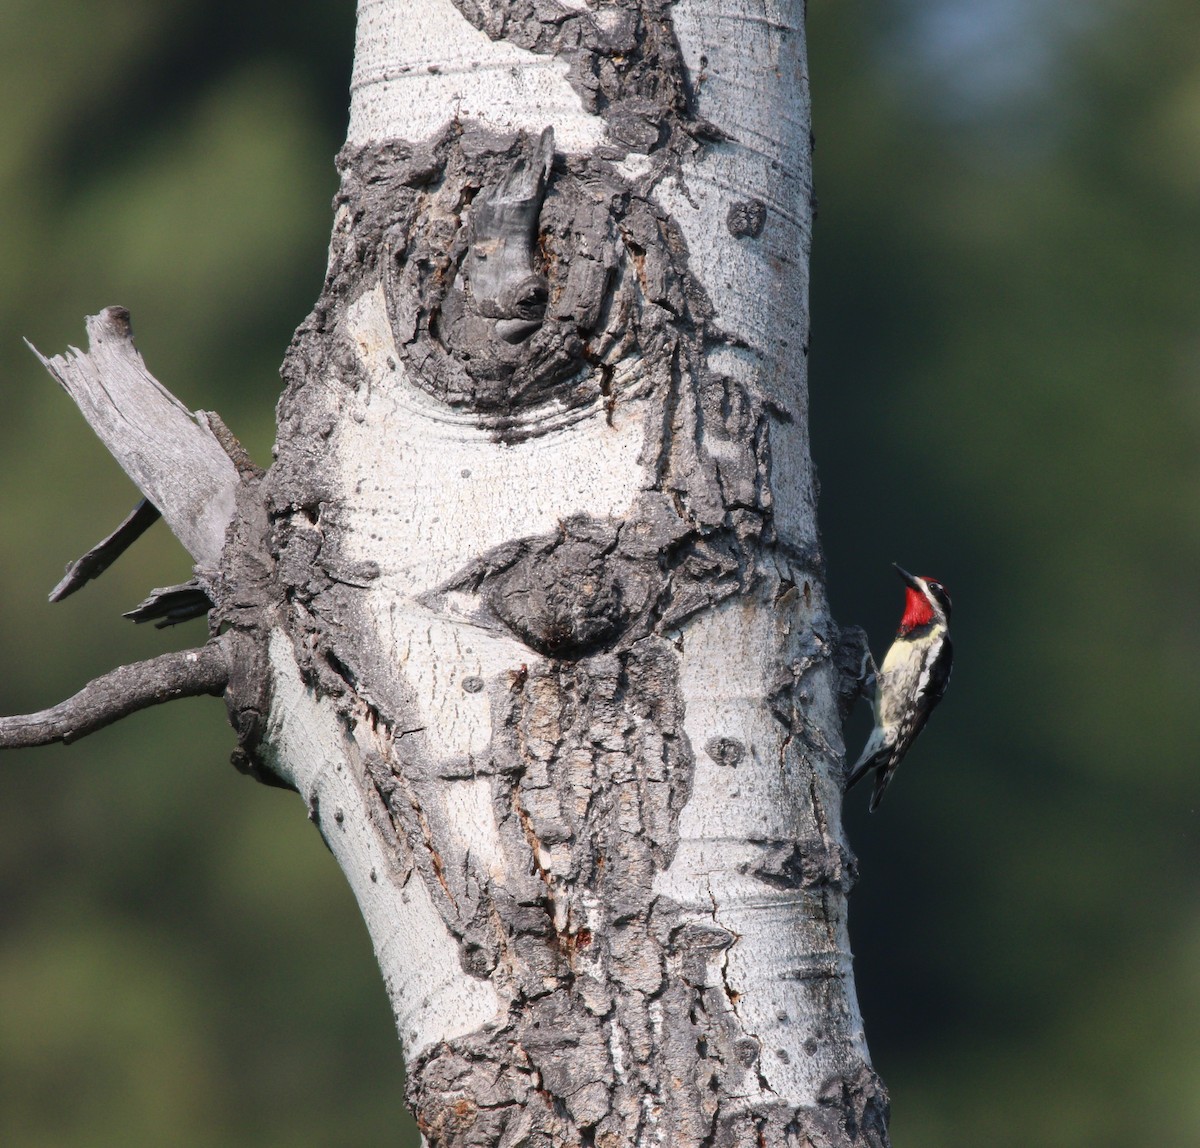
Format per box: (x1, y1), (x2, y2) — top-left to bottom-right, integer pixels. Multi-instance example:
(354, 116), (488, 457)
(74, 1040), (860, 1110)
(123, 579), (215, 628)
(0, 310), (257, 757)
(29, 307), (241, 567)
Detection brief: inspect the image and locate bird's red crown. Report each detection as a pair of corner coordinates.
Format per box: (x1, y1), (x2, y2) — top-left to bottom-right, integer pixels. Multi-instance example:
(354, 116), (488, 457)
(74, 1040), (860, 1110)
(899, 583), (936, 633)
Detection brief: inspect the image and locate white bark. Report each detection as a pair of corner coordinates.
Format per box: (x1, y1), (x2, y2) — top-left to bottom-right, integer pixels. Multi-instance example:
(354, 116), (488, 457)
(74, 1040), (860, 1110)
(349, 0), (608, 152)
(252, 1), (885, 1143)
(264, 630), (501, 1055)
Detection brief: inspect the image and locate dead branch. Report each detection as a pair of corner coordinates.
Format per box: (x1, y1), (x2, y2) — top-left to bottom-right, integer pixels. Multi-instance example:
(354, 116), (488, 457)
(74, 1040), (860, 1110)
(28, 307), (241, 565)
(0, 637), (231, 749)
(49, 498), (162, 602)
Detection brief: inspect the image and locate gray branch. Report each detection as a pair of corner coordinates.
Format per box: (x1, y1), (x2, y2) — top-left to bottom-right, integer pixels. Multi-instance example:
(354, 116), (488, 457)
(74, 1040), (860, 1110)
(123, 579), (214, 628)
(0, 638), (231, 749)
(28, 307), (241, 566)
(49, 498), (162, 602)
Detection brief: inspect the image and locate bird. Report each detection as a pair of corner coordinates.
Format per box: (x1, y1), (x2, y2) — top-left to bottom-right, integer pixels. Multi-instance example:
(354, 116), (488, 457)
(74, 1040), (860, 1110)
(846, 564), (953, 811)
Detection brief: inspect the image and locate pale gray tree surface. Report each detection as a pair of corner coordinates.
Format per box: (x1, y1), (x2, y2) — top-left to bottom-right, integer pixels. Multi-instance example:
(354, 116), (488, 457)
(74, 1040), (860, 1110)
(1, 3), (888, 1145)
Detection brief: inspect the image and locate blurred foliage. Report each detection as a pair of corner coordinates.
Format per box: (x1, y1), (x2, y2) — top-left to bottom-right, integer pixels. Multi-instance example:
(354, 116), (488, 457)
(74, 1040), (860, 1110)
(809, 0), (1200, 1144)
(0, 1), (1196, 1144)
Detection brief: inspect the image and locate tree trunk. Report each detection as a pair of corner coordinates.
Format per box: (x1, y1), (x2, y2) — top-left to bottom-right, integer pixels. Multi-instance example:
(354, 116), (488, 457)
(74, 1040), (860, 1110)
(4, 2), (889, 1145)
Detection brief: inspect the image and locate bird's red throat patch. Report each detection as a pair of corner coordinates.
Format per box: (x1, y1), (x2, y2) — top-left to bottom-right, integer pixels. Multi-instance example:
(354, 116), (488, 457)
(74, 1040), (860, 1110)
(899, 584), (935, 633)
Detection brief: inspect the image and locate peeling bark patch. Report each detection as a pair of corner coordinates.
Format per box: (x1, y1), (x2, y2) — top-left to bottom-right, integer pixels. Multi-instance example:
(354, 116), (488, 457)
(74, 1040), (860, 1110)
(434, 514), (664, 660)
(705, 736), (744, 768)
(726, 199), (767, 239)
(808, 1066), (891, 1148)
(746, 838), (857, 894)
(450, 0), (692, 155)
(399, 641), (698, 1145)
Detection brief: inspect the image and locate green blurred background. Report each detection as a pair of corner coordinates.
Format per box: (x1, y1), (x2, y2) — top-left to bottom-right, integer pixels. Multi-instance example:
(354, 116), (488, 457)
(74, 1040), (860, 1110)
(0, 1), (1196, 1144)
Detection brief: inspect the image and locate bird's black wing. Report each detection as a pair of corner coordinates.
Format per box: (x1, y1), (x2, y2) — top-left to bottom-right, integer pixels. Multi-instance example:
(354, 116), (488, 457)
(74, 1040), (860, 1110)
(867, 638), (953, 812)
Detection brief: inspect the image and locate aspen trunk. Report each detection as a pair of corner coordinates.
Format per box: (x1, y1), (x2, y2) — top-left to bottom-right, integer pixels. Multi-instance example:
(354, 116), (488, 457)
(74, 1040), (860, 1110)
(7, 2), (889, 1144)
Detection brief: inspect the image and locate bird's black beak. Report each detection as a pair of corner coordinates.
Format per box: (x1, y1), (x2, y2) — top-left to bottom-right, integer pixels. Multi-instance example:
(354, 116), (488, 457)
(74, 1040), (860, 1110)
(892, 563), (922, 590)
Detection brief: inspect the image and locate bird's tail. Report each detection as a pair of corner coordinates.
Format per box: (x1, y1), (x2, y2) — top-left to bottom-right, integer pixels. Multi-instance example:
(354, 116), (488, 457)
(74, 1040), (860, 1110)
(844, 758), (871, 791)
(868, 766), (895, 812)
(845, 731), (888, 791)
(845, 746), (883, 791)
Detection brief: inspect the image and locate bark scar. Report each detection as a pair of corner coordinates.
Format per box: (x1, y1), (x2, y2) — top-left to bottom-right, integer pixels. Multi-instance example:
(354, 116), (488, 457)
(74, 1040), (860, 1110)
(463, 126), (554, 343)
